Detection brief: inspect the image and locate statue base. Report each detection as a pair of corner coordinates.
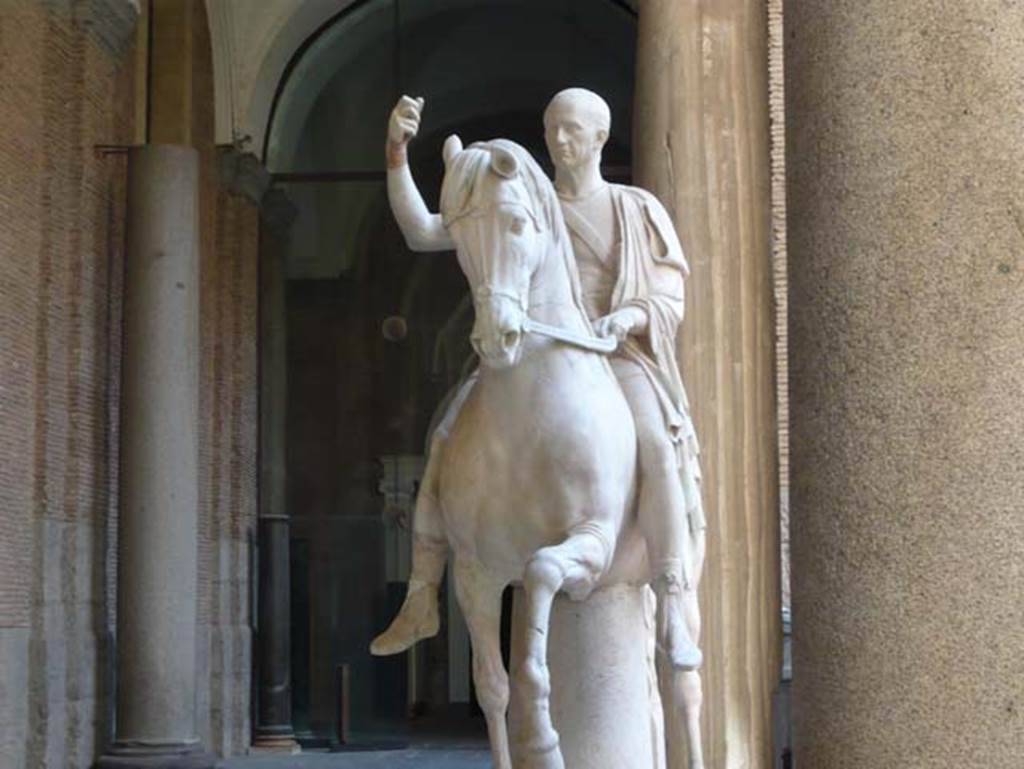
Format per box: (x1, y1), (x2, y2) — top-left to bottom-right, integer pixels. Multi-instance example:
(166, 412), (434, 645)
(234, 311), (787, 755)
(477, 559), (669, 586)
(510, 584), (666, 769)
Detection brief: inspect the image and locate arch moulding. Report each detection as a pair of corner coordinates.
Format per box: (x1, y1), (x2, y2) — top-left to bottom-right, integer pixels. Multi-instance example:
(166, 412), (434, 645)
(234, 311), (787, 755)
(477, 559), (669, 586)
(204, 0), (358, 152)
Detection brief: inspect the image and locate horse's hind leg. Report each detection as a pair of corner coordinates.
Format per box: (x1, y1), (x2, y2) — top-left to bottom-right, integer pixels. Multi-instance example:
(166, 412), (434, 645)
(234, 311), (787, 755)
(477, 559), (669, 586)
(674, 668), (704, 769)
(515, 523), (613, 769)
(453, 557), (512, 769)
(668, 576), (705, 769)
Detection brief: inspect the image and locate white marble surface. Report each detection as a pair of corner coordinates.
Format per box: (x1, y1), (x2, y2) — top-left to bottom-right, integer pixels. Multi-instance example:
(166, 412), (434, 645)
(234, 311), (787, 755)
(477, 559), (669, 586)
(375, 90), (706, 769)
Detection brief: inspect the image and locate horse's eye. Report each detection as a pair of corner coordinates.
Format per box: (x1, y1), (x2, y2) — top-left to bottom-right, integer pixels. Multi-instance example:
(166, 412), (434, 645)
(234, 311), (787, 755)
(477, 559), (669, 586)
(510, 216), (526, 235)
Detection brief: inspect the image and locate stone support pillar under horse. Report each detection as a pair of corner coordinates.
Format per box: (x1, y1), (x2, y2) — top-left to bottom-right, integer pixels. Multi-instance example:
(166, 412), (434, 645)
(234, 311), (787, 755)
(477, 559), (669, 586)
(509, 586), (666, 769)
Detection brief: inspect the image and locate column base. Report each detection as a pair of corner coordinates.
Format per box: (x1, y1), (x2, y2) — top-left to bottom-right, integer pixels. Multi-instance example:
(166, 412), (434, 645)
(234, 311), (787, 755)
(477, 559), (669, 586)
(95, 744), (216, 769)
(250, 733), (301, 754)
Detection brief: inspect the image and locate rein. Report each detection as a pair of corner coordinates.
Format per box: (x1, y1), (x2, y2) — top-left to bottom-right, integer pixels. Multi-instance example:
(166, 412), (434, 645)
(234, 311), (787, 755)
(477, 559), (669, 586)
(475, 284), (617, 354)
(522, 317), (618, 353)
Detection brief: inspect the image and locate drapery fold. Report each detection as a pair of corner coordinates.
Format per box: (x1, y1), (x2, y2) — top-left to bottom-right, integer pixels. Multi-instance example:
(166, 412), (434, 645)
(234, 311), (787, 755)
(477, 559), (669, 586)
(610, 186), (705, 532)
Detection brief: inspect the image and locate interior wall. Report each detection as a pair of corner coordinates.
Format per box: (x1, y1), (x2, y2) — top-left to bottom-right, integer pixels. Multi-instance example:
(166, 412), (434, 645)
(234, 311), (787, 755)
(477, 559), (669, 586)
(0, 2), (137, 767)
(0, 2), (262, 765)
(195, 173), (260, 756)
(188, 0), (262, 756)
(284, 193), (472, 738)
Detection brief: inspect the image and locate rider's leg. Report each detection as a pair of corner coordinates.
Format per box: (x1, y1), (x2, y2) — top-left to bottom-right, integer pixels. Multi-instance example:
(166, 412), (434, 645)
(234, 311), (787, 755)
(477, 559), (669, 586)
(370, 435), (448, 656)
(371, 372), (480, 656)
(612, 359), (703, 670)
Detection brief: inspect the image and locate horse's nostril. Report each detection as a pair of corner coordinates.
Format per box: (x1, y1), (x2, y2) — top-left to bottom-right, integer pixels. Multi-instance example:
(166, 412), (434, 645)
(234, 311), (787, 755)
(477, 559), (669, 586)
(502, 330), (520, 349)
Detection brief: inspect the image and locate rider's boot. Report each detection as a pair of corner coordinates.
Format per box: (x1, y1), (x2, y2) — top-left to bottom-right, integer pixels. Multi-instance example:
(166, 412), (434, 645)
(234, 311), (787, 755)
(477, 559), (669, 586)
(654, 560), (703, 670)
(370, 533), (447, 656)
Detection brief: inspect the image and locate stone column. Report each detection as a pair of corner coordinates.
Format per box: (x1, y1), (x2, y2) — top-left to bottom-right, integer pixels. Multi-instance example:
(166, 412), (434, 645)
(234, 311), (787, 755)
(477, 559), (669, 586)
(509, 586), (665, 769)
(253, 188), (300, 752)
(97, 145), (213, 769)
(633, 2), (781, 768)
(785, 2), (1024, 766)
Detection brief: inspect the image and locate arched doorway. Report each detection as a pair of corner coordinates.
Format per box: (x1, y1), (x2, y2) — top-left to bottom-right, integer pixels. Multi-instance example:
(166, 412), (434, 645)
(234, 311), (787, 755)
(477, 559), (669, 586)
(262, 0), (637, 748)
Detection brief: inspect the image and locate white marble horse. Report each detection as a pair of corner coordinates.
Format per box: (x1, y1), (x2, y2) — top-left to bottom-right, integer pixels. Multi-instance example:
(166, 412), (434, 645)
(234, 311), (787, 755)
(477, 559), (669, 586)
(429, 135), (683, 769)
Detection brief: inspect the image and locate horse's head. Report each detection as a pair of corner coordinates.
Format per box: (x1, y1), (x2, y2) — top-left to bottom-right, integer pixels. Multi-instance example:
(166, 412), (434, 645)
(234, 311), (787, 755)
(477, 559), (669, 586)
(440, 136), (555, 369)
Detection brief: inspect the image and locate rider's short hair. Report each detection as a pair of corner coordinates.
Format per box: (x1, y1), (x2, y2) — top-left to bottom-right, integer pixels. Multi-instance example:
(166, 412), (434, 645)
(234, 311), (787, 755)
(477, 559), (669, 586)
(544, 88), (611, 134)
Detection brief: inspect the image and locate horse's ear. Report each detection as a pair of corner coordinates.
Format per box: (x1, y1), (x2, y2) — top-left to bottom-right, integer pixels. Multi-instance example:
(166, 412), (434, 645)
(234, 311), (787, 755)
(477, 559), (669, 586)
(489, 145), (519, 179)
(443, 135), (463, 166)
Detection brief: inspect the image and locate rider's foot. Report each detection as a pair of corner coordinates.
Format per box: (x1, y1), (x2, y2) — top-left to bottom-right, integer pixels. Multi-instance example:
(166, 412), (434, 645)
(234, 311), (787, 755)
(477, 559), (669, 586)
(370, 581), (440, 656)
(655, 578), (703, 671)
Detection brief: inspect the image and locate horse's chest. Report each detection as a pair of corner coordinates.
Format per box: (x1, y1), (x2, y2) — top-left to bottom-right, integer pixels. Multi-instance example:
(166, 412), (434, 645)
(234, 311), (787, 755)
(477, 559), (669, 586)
(444, 390), (569, 496)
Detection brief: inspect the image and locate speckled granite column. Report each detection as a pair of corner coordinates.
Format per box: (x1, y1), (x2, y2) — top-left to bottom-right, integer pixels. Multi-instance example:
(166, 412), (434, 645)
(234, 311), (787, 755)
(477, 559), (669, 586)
(97, 145), (214, 769)
(786, 2), (1024, 766)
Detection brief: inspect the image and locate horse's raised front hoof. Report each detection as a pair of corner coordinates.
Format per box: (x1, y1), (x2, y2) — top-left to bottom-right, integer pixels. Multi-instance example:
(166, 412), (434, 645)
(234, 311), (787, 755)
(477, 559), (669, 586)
(369, 584), (439, 656)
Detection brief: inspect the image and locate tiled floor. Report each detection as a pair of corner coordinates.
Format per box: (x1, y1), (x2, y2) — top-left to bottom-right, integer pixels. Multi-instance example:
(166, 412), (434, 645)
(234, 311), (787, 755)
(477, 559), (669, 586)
(219, 718), (491, 768)
(218, 747), (490, 768)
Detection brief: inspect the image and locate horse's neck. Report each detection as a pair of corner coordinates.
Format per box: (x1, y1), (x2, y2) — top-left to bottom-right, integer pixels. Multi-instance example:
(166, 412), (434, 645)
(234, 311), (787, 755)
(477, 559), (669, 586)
(528, 240), (590, 333)
(477, 239), (611, 402)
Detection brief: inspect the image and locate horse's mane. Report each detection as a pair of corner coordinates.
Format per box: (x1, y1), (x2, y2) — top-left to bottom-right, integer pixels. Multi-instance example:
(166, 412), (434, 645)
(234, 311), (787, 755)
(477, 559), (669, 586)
(440, 139), (588, 319)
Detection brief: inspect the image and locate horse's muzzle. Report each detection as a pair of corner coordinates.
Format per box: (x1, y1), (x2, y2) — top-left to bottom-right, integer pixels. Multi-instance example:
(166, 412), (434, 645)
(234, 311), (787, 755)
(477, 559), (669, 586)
(472, 322), (523, 369)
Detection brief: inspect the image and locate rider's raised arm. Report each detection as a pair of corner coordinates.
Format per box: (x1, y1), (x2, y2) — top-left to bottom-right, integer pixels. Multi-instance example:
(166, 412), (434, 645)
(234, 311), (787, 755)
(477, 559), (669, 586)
(386, 95), (454, 253)
(387, 162), (454, 252)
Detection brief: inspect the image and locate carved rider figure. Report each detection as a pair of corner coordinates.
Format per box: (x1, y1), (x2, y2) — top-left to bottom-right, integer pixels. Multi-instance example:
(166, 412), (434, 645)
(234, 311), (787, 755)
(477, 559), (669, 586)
(373, 88), (706, 670)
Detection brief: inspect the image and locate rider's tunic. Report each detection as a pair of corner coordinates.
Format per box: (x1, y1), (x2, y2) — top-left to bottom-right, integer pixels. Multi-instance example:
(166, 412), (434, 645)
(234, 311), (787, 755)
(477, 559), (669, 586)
(562, 185), (705, 534)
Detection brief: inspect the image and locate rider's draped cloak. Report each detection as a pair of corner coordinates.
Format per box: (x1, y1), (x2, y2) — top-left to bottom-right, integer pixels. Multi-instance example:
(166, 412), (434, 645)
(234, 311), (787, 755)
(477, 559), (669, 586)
(566, 184), (706, 534)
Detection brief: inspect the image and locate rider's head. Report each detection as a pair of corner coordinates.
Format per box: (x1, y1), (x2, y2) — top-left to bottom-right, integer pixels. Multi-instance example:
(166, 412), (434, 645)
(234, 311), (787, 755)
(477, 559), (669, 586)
(543, 88), (610, 171)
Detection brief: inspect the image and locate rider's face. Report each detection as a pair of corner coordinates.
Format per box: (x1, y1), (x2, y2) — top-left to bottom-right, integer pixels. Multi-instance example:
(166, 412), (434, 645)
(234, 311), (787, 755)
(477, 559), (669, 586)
(544, 104), (606, 171)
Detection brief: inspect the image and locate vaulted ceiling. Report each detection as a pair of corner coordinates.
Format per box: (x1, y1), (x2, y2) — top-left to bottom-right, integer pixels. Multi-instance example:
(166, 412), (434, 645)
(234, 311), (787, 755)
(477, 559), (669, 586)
(205, 0), (637, 154)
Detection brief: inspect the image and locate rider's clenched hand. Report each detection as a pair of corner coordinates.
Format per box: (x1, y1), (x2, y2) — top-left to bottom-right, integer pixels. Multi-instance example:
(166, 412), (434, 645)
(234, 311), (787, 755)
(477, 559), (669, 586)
(387, 95), (425, 168)
(594, 306), (648, 344)
(388, 95), (425, 146)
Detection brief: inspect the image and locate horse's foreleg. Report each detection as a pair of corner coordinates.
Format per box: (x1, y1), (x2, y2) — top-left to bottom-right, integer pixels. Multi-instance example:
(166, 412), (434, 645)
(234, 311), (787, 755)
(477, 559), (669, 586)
(517, 554), (562, 766)
(453, 558), (512, 769)
(516, 525), (613, 769)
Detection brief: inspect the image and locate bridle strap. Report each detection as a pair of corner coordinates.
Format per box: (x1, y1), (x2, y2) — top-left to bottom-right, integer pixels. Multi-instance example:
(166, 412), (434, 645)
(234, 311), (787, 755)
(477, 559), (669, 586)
(474, 284), (527, 311)
(475, 289), (616, 354)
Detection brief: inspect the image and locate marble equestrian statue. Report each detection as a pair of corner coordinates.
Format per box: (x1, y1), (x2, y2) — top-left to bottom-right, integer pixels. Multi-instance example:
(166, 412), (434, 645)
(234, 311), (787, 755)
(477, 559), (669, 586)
(372, 90), (707, 769)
